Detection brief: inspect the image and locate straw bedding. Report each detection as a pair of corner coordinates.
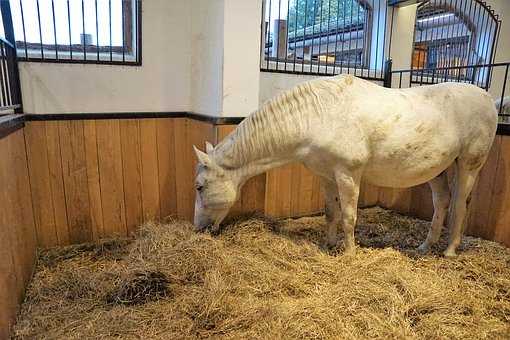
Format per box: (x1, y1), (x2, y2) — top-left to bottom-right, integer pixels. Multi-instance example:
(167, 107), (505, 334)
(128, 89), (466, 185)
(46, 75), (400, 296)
(14, 207), (510, 339)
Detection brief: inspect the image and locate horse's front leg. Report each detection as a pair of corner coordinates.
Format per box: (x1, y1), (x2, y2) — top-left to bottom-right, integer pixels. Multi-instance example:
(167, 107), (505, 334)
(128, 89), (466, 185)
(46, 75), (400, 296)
(320, 179), (341, 249)
(335, 169), (362, 255)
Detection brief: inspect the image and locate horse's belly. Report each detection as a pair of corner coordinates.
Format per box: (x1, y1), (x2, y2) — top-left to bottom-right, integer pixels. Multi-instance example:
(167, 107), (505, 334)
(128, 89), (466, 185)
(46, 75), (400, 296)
(363, 138), (460, 188)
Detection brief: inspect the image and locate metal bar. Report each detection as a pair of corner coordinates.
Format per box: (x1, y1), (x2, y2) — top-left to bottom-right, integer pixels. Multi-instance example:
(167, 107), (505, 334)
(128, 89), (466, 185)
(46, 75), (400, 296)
(1, 1), (22, 110)
(317, 0), (323, 74)
(325, 0), (331, 74)
(67, 0), (72, 59)
(2, 44), (12, 106)
(18, 57), (142, 66)
(0, 43), (8, 107)
(388, 7), (394, 61)
(347, 0), (354, 75)
(382, 0), (388, 79)
(392, 61), (510, 73)
(109, 0), (113, 61)
(310, 0), (317, 73)
(82, 0), (86, 60)
(260, 67), (384, 81)
(96, 0), (100, 61)
(375, 0), (381, 78)
(19, 0), (28, 58)
(487, 20), (500, 88)
(36, 0), (44, 59)
(276, 0), (281, 71)
(284, 0), (290, 71)
(463, 0), (473, 67)
(332, 0), (341, 75)
(399, 71), (402, 88)
(122, 0), (126, 63)
(339, 0), (346, 73)
(293, 0), (299, 72)
(302, 0), (308, 72)
(499, 64), (509, 115)
(354, 0), (360, 76)
(266, 0), (271, 70)
(440, 0), (449, 82)
(136, 0), (142, 64)
(51, 0), (58, 59)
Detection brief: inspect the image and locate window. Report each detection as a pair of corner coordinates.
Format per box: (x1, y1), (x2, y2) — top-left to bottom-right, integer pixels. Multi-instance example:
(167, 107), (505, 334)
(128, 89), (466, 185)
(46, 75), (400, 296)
(411, 0), (501, 85)
(8, 0), (141, 65)
(261, 0), (388, 79)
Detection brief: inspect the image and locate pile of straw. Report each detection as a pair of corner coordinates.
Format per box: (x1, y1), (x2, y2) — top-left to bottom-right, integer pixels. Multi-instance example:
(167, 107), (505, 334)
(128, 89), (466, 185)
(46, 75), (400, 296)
(14, 207), (510, 339)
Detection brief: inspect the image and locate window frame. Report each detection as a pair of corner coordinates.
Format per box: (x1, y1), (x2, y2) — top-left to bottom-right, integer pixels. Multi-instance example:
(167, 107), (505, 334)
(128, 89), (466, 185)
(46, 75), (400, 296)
(13, 0), (142, 66)
(260, 0), (386, 79)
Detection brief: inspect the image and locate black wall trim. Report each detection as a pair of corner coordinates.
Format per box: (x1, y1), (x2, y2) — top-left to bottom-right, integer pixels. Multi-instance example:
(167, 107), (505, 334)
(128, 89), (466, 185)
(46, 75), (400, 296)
(23, 112), (245, 125)
(497, 123), (510, 136)
(25, 112), (187, 121)
(0, 114), (24, 139)
(4, 112), (509, 138)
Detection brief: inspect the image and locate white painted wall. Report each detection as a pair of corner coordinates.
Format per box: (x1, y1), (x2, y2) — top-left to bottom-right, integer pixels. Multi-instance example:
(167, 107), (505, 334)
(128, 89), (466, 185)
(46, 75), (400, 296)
(222, 0), (263, 117)
(21, 0), (193, 114)
(190, 0), (224, 116)
(17, 0), (510, 115)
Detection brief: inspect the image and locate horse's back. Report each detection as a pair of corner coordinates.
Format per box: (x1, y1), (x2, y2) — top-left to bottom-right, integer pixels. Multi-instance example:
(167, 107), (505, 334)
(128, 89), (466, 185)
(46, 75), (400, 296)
(312, 78), (497, 188)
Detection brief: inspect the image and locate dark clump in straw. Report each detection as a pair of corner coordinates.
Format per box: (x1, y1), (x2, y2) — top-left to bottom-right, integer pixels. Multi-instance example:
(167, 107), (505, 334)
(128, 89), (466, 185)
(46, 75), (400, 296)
(13, 207), (510, 339)
(106, 271), (171, 306)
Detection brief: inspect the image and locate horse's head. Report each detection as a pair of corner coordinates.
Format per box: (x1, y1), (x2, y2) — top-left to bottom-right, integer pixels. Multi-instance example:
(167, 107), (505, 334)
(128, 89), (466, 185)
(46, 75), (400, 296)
(193, 142), (238, 233)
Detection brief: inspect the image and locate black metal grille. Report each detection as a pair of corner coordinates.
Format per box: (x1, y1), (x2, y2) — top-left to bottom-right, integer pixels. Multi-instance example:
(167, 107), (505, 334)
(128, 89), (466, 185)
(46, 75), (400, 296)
(260, 0), (389, 80)
(9, 0), (141, 65)
(0, 1), (22, 112)
(389, 62), (510, 120)
(411, 0), (500, 87)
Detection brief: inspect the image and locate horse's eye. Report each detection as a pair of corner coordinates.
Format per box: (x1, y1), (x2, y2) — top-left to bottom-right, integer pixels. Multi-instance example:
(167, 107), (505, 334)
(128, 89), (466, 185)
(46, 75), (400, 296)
(196, 185), (204, 192)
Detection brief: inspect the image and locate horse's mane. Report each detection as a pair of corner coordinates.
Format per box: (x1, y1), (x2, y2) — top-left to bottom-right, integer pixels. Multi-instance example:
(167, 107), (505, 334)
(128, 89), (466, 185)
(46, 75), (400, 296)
(213, 75), (355, 169)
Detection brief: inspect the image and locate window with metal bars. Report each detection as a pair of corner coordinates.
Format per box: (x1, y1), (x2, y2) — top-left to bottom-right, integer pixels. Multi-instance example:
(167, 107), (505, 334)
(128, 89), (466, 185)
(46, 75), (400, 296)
(5, 0), (141, 65)
(411, 0), (500, 86)
(261, 0), (388, 80)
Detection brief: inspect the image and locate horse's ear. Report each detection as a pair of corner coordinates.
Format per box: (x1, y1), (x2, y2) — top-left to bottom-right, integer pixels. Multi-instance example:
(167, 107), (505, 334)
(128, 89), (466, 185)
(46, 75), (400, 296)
(193, 145), (212, 166)
(205, 141), (214, 155)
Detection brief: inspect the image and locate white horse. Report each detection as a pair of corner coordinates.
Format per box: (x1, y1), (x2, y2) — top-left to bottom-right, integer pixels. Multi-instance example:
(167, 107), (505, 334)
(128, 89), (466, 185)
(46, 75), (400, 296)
(193, 75), (497, 257)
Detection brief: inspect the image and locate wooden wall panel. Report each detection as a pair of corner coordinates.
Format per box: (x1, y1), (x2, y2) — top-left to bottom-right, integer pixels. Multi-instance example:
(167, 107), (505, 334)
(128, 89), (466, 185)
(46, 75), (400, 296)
(139, 119), (161, 221)
(45, 122), (70, 245)
(119, 119), (143, 233)
(0, 129), (37, 339)
(22, 119), (510, 249)
(466, 136), (501, 239)
(59, 120), (93, 244)
(84, 120), (105, 239)
(24, 122), (57, 247)
(157, 119), (177, 220)
(96, 120), (127, 237)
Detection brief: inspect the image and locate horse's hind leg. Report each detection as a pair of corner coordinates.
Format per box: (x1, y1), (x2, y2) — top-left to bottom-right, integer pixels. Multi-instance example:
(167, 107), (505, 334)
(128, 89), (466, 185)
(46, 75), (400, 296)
(418, 171), (450, 254)
(444, 161), (481, 257)
(320, 178), (341, 249)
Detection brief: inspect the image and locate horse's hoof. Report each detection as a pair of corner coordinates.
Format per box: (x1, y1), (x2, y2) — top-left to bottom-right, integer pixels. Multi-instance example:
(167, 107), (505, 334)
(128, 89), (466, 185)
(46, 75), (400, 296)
(443, 249), (457, 258)
(343, 245), (356, 257)
(210, 227), (221, 236)
(417, 243), (430, 254)
(321, 237), (338, 250)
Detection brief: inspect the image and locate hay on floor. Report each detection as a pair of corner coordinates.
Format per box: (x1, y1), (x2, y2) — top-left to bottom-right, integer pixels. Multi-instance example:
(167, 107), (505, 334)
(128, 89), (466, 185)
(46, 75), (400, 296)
(14, 207), (510, 339)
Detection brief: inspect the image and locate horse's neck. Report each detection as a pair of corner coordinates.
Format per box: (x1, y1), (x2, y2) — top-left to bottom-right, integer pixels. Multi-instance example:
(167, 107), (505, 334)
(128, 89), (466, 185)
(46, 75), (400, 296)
(213, 106), (307, 182)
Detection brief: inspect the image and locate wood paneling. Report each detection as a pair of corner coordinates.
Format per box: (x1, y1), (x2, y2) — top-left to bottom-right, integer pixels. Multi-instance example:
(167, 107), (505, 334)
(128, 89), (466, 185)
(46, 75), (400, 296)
(24, 118), (217, 244)
(22, 119), (510, 249)
(0, 129), (37, 339)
